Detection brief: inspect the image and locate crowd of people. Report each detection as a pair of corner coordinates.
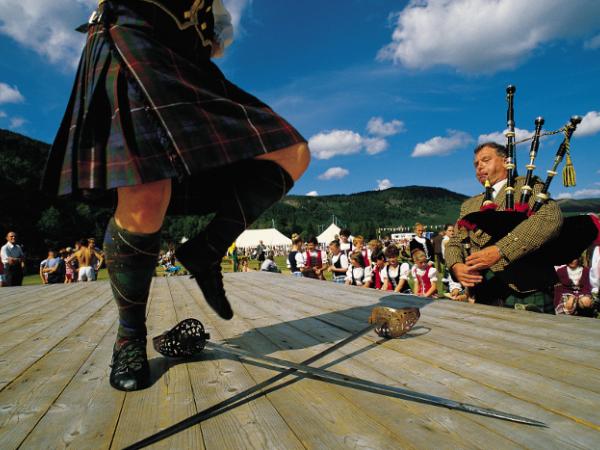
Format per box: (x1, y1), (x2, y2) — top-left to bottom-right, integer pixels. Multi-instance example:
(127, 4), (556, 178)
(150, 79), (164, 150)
(0, 232), (105, 286)
(232, 223), (599, 318)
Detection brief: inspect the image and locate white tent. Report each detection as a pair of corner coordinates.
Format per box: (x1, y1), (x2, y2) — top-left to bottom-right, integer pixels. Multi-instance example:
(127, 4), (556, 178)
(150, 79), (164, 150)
(317, 223), (341, 244)
(235, 228), (292, 248)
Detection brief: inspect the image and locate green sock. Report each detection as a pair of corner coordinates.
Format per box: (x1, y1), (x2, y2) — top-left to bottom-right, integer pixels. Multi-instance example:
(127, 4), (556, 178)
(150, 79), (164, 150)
(103, 217), (160, 341)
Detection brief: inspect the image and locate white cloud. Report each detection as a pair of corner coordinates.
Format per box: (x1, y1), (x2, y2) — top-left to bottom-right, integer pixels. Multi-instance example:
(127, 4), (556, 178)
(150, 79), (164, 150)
(557, 188), (600, 199)
(0, 110), (6, 118)
(364, 137), (389, 155)
(584, 33), (600, 49)
(575, 111), (600, 137)
(9, 117), (26, 128)
(378, 0), (600, 74)
(306, 191), (319, 197)
(0, 83), (25, 104)
(318, 167), (349, 180)
(366, 117), (405, 137)
(0, 0), (95, 67)
(377, 179), (393, 190)
(309, 130), (364, 160)
(412, 130), (473, 157)
(478, 127), (533, 145)
(0, 0), (250, 67)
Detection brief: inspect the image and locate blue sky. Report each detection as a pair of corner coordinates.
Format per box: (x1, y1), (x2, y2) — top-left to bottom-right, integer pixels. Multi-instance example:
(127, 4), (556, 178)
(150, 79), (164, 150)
(1, 0), (599, 198)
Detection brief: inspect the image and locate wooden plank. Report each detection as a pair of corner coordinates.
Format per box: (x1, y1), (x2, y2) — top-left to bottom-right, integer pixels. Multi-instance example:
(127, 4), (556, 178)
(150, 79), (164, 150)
(0, 285), (54, 312)
(237, 274), (600, 449)
(0, 297), (116, 449)
(110, 277), (203, 450)
(0, 287), (113, 391)
(222, 275), (527, 450)
(0, 283), (105, 352)
(0, 284), (87, 320)
(17, 321), (125, 450)
(166, 277), (307, 450)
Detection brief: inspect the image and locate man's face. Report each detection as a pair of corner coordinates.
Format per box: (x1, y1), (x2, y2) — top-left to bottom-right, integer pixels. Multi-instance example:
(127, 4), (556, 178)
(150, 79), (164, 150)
(415, 226), (424, 237)
(474, 146), (508, 185)
(88, 240), (95, 248)
(7, 233), (16, 243)
(446, 226), (454, 238)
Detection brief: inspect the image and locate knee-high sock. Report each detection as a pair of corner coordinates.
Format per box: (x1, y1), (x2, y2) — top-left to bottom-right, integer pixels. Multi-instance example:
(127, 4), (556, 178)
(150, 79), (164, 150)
(103, 217), (160, 340)
(182, 160), (294, 262)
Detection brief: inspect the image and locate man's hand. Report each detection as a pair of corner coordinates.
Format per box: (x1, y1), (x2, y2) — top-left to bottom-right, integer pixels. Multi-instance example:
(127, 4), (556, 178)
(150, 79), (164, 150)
(465, 246), (502, 271)
(452, 263), (483, 288)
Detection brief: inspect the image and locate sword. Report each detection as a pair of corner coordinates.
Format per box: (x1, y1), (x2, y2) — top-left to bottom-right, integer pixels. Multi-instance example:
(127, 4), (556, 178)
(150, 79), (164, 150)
(205, 341), (546, 428)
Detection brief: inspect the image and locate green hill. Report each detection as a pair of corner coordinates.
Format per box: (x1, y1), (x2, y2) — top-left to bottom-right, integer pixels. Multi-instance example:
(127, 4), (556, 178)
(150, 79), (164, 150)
(1, 128), (598, 259)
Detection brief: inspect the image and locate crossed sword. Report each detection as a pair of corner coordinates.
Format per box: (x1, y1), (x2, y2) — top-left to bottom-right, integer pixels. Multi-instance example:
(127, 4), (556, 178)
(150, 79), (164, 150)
(124, 307), (545, 449)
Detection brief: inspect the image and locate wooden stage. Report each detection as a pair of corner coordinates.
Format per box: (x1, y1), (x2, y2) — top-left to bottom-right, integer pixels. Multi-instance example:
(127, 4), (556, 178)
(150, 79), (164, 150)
(1, 273), (600, 449)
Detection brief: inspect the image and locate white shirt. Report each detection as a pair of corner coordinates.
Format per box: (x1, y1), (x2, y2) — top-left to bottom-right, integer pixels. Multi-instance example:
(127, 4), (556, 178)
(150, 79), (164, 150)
(1, 242), (25, 265)
(330, 253), (349, 275)
(492, 179), (508, 200)
(566, 266), (583, 286)
(591, 246), (599, 295)
(441, 235), (450, 260)
(411, 265), (438, 283)
(381, 263), (410, 284)
(345, 266), (372, 286)
(287, 250), (305, 272)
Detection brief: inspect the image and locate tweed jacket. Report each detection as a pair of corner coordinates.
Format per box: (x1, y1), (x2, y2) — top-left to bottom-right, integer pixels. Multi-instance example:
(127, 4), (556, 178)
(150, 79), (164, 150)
(445, 176), (563, 284)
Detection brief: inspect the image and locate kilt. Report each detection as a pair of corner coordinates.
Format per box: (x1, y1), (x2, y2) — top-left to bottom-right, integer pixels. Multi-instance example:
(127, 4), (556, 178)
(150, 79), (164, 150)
(42, 0), (306, 215)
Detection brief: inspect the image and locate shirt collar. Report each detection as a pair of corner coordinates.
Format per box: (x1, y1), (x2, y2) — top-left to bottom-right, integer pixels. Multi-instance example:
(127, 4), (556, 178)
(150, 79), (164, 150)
(492, 178), (508, 199)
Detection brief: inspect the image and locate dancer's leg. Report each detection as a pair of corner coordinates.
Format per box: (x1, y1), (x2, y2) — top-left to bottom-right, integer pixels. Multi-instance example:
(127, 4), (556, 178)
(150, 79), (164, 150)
(176, 143), (310, 319)
(105, 179), (171, 391)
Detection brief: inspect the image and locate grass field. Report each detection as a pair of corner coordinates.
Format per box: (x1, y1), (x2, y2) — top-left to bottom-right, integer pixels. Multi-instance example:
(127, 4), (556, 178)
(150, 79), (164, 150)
(19, 255), (448, 294)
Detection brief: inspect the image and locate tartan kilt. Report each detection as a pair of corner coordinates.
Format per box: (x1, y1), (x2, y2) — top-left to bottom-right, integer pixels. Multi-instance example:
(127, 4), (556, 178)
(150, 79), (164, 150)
(42, 0), (306, 215)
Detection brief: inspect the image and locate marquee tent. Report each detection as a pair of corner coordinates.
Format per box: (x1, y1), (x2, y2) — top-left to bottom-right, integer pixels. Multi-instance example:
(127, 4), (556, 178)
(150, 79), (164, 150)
(235, 228), (292, 248)
(317, 223), (341, 244)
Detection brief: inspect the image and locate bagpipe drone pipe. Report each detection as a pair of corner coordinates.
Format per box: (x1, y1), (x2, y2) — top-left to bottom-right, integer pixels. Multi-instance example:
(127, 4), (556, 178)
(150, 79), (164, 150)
(458, 86), (600, 293)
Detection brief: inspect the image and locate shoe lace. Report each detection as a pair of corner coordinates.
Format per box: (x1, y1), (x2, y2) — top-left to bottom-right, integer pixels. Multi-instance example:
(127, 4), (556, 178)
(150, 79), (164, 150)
(112, 339), (147, 374)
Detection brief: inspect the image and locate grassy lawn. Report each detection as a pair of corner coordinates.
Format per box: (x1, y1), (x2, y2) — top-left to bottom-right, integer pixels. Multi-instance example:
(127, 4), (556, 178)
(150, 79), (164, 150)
(20, 255), (449, 295)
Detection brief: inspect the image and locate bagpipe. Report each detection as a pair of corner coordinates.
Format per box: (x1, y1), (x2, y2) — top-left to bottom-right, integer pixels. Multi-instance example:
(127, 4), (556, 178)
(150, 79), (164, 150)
(458, 85), (600, 292)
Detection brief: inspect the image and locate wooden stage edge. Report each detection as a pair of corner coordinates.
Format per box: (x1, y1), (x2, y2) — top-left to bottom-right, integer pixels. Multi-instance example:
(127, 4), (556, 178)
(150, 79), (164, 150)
(1, 272), (600, 450)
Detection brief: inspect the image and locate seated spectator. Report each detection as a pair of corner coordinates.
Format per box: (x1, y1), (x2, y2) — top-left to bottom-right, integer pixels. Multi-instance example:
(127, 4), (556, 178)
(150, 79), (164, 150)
(302, 236), (328, 280)
(554, 258), (595, 316)
(443, 274), (470, 302)
(381, 245), (411, 293)
(260, 251), (281, 273)
(239, 256), (252, 272)
(328, 240), (348, 284)
(412, 249), (438, 297)
(591, 245), (599, 298)
(345, 251), (371, 287)
(367, 239), (383, 265)
(42, 249), (66, 284)
(287, 236), (305, 277)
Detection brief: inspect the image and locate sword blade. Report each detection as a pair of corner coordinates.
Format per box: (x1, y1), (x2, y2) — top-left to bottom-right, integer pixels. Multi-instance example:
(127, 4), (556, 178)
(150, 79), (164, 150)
(206, 341), (546, 428)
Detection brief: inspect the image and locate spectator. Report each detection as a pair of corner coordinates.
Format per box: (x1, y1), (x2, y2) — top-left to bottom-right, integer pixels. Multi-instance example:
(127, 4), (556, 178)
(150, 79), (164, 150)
(287, 236), (305, 277)
(365, 249), (386, 289)
(227, 242), (239, 272)
(409, 223), (434, 261)
(412, 249), (438, 297)
(339, 229), (353, 255)
(554, 258), (595, 316)
(432, 229), (445, 272)
(67, 239), (104, 281)
(327, 239), (348, 284)
(591, 245), (599, 298)
(345, 250), (371, 287)
(302, 236), (327, 280)
(63, 248), (75, 283)
(1, 231), (26, 286)
(381, 245), (411, 293)
(42, 249), (66, 284)
(239, 256), (252, 272)
(260, 251), (281, 273)
(352, 235), (370, 267)
(255, 240), (267, 263)
(88, 237), (104, 278)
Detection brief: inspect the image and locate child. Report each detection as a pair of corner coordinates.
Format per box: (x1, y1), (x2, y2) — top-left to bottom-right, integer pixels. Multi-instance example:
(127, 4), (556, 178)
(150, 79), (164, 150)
(411, 250), (438, 297)
(328, 240), (349, 283)
(345, 251), (372, 287)
(303, 236), (328, 280)
(381, 245), (411, 293)
(352, 235), (370, 267)
(339, 229), (353, 255)
(366, 250), (386, 289)
(239, 257), (252, 273)
(287, 236), (305, 277)
(554, 258), (594, 316)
